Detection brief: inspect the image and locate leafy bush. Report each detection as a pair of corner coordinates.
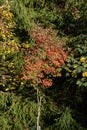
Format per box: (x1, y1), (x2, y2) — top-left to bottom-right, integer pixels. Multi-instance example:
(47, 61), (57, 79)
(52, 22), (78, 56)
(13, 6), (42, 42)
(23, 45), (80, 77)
(63, 35), (87, 87)
(21, 25), (68, 88)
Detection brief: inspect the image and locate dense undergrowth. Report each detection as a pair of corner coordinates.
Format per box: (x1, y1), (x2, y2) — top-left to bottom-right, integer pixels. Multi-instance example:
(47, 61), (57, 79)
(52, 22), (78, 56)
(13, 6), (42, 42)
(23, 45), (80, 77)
(0, 0), (87, 130)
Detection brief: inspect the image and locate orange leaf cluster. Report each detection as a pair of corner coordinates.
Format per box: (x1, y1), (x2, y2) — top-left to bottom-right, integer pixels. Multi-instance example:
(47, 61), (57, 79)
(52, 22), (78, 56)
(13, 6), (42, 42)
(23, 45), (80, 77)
(21, 25), (68, 87)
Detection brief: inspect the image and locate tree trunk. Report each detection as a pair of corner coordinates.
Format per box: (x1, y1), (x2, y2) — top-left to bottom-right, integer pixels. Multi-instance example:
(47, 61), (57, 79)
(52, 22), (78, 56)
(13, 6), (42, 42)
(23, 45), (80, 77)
(37, 89), (42, 130)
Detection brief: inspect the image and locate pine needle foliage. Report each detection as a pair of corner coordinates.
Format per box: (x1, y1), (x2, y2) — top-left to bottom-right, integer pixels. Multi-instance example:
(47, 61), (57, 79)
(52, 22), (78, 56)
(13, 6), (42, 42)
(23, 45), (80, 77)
(57, 107), (86, 130)
(0, 92), (37, 130)
(11, 0), (36, 30)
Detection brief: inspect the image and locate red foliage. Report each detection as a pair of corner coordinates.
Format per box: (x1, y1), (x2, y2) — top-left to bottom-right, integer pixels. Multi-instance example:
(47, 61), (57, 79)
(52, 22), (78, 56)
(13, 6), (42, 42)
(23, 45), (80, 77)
(42, 79), (53, 87)
(21, 25), (68, 87)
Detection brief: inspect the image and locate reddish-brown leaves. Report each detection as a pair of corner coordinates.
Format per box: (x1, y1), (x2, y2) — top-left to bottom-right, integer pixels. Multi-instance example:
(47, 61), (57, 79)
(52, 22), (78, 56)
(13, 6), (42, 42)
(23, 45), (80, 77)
(21, 25), (68, 87)
(42, 79), (53, 87)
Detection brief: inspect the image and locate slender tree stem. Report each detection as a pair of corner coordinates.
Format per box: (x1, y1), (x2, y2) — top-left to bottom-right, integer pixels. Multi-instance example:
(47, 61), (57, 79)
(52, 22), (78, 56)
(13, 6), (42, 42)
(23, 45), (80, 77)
(37, 89), (42, 130)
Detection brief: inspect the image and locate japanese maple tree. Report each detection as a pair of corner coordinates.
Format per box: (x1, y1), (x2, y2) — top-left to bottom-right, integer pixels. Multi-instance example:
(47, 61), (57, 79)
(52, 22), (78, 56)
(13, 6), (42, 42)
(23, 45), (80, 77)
(21, 25), (68, 87)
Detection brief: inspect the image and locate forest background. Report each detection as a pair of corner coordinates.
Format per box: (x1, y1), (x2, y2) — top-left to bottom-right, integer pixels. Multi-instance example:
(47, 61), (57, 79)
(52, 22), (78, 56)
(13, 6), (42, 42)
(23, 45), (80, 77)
(0, 0), (87, 130)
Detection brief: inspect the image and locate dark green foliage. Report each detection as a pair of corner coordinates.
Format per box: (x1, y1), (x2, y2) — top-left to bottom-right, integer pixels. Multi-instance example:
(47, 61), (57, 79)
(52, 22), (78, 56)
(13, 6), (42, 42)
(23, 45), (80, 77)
(61, 34), (87, 129)
(55, 0), (87, 36)
(70, 35), (87, 58)
(63, 35), (87, 87)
